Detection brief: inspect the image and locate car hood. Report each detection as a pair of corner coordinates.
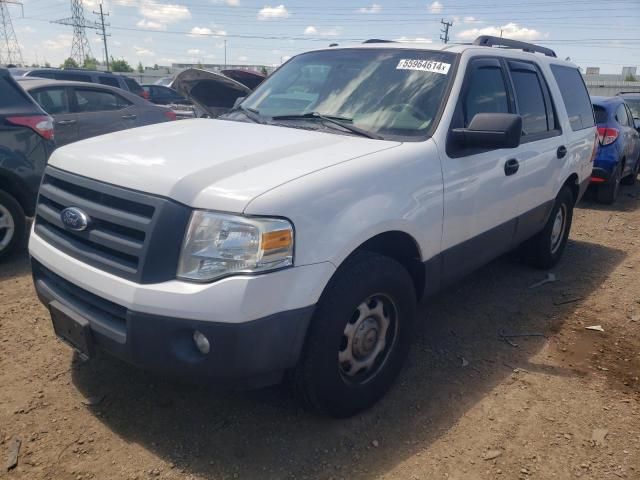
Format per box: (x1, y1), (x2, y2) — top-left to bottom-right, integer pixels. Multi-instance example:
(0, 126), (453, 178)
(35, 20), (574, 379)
(49, 119), (401, 212)
(171, 68), (251, 118)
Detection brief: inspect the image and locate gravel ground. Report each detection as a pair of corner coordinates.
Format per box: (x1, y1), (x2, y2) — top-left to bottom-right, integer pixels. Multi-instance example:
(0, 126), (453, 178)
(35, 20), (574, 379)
(1, 185), (639, 480)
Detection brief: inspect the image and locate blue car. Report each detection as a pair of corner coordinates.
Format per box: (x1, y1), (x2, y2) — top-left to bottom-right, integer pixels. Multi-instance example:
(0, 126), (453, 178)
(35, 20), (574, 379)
(591, 96), (640, 203)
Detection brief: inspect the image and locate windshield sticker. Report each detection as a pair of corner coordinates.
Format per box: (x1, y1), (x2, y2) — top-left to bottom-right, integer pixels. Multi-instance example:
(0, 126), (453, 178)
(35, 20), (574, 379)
(396, 59), (451, 74)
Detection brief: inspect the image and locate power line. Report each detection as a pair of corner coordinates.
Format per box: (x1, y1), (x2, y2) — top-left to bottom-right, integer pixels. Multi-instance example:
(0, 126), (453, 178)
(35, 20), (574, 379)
(0, 0), (24, 65)
(52, 0), (96, 65)
(93, 3), (110, 70)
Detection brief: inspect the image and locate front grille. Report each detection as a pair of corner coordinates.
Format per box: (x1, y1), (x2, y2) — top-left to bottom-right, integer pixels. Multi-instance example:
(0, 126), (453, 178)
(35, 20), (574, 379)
(35, 166), (191, 283)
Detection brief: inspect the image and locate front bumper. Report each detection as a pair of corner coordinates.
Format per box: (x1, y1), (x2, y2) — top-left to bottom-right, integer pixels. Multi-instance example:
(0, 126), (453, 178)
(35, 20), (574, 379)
(30, 232), (335, 387)
(32, 259), (315, 388)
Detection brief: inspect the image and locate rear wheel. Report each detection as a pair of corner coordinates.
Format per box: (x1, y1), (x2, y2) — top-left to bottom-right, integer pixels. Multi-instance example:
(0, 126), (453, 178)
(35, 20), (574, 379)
(293, 251), (416, 418)
(598, 164), (622, 204)
(0, 190), (25, 261)
(621, 157), (639, 186)
(521, 186), (574, 270)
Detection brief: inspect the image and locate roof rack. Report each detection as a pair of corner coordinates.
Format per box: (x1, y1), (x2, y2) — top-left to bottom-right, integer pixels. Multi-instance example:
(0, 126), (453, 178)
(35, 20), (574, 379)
(473, 35), (557, 58)
(363, 39), (395, 44)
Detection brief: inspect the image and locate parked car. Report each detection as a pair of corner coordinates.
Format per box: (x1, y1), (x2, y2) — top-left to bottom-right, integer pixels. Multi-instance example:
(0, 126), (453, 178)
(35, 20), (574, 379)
(171, 68), (265, 118)
(142, 84), (196, 120)
(18, 78), (177, 147)
(29, 36), (597, 417)
(590, 96), (640, 203)
(617, 92), (640, 129)
(13, 68), (149, 100)
(0, 68), (55, 259)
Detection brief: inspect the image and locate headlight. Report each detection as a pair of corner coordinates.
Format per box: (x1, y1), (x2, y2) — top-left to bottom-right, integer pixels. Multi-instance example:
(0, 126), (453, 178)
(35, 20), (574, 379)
(177, 211), (294, 282)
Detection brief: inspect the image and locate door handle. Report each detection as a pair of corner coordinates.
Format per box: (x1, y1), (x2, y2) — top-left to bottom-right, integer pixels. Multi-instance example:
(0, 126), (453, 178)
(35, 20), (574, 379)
(56, 119), (76, 126)
(121, 114), (137, 120)
(557, 145), (567, 159)
(504, 158), (519, 176)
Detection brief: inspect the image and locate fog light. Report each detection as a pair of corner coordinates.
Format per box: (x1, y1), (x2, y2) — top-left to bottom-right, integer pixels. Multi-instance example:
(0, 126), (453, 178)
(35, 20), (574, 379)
(193, 330), (210, 354)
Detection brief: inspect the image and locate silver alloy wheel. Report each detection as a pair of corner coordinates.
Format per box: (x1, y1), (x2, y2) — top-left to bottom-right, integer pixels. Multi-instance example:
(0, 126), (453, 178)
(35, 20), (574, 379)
(0, 204), (15, 251)
(338, 293), (398, 384)
(550, 204), (567, 254)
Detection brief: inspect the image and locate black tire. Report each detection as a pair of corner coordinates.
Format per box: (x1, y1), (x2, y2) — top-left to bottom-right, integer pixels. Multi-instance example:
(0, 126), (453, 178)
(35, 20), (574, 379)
(293, 251), (416, 418)
(521, 186), (574, 270)
(598, 163), (622, 203)
(621, 158), (639, 186)
(0, 190), (26, 261)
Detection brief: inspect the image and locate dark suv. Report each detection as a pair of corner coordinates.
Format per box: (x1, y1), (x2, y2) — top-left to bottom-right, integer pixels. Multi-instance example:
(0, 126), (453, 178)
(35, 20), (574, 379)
(14, 68), (148, 100)
(0, 68), (55, 259)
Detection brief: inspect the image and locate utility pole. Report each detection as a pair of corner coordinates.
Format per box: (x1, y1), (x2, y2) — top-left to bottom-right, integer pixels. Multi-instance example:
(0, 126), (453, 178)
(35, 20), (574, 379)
(93, 3), (110, 70)
(52, 0), (95, 66)
(440, 18), (453, 44)
(224, 39), (227, 68)
(0, 0), (24, 66)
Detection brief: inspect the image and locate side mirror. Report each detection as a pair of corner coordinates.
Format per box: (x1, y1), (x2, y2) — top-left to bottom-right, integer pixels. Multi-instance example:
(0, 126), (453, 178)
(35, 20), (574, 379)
(233, 96), (246, 108)
(634, 118), (640, 131)
(452, 113), (522, 149)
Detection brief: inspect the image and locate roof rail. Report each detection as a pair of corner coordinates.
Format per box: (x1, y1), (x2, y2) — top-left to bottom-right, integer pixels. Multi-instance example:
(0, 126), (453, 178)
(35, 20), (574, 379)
(473, 35), (557, 58)
(363, 39), (395, 44)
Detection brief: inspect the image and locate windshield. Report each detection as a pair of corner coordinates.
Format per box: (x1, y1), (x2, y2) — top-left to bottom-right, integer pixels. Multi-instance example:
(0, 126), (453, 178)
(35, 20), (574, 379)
(626, 99), (640, 119)
(240, 48), (457, 140)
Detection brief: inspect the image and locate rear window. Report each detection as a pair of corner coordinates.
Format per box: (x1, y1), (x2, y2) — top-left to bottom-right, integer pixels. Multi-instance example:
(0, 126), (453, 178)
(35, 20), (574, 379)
(550, 65), (595, 131)
(99, 76), (120, 88)
(0, 76), (30, 109)
(56, 72), (92, 83)
(593, 105), (608, 124)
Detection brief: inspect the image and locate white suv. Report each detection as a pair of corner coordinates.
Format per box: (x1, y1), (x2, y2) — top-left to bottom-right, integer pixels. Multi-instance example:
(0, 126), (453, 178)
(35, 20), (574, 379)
(29, 36), (597, 417)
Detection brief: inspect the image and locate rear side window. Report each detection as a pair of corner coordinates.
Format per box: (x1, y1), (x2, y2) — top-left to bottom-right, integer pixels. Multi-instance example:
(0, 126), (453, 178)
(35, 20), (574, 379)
(615, 104), (629, 126)
(99, 76), (120, 88)
(463, 65), (509, 126)
(0, 76), (30, 108)
(74, 88), (131, 112)
(31, 88), (71, 114)
(550, 65), (594, 131)
(124, 77), (142, 94)
(509, 62), (552, 135)
(593, 105), (608, 124)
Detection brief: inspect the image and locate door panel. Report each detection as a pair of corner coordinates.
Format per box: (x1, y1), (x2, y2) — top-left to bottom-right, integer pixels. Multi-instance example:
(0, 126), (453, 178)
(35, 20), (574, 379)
(72, 87), (139, 141)
(440, 58), (522, 284)
(30, 87), (79, 146)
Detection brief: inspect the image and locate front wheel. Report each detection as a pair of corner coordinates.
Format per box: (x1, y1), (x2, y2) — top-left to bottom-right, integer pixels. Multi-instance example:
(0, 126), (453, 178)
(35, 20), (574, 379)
(521, 186), (574, 270)
(621, 158), (639, 186)
(293, 251), (416, 418)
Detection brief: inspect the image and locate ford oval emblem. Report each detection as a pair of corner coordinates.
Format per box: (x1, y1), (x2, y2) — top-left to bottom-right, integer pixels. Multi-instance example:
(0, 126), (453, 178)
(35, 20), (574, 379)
(60, 207), (90, 231)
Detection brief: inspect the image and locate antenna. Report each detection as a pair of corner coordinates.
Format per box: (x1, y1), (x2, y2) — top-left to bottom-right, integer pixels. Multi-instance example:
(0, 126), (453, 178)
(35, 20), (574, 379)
(52, 0), (97, 66)
(0, 0), (24, 66)
(93, 3), (110, 70)
(440, 18), (453, 44)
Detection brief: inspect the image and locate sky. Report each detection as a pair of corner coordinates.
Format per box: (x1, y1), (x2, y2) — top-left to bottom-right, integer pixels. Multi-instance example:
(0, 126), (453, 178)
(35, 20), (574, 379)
(6, 0), (640, 73)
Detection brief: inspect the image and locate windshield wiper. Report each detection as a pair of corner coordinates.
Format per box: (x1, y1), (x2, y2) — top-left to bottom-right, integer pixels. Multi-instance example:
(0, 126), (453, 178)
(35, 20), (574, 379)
(229, 105), (267, 124)
(271, 112), (382, 139)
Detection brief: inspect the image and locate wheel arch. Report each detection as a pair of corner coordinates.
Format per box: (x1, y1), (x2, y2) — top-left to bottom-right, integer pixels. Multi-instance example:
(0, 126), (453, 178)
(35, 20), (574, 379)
(562, 172), (580, 205)
(0, 169), (36, 216)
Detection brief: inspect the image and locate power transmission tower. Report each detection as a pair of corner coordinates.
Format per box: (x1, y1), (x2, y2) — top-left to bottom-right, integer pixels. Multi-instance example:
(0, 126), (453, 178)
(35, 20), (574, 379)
(440, 18), (453, 44)
(0, 0), (24, 66)
(93, 3), (110, 70)
(52, 0), (96, 66)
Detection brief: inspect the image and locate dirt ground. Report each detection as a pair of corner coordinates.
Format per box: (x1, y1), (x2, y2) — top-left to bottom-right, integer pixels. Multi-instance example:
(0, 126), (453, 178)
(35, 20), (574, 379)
(1, 185), (639, 480)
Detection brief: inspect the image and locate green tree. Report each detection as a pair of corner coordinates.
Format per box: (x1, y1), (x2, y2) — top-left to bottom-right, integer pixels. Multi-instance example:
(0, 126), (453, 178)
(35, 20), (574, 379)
(44, 61), (51, 68)
(137, 61), (144, 73)
(625, 73), (637, 82)
(153, 63), (159, 70)
(83, 56), (98, 70)
(196, 61), (203, 69)
(61, 57), (79, 69)
(110, 57), (133, 72)
(260, 65), (268, 76)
